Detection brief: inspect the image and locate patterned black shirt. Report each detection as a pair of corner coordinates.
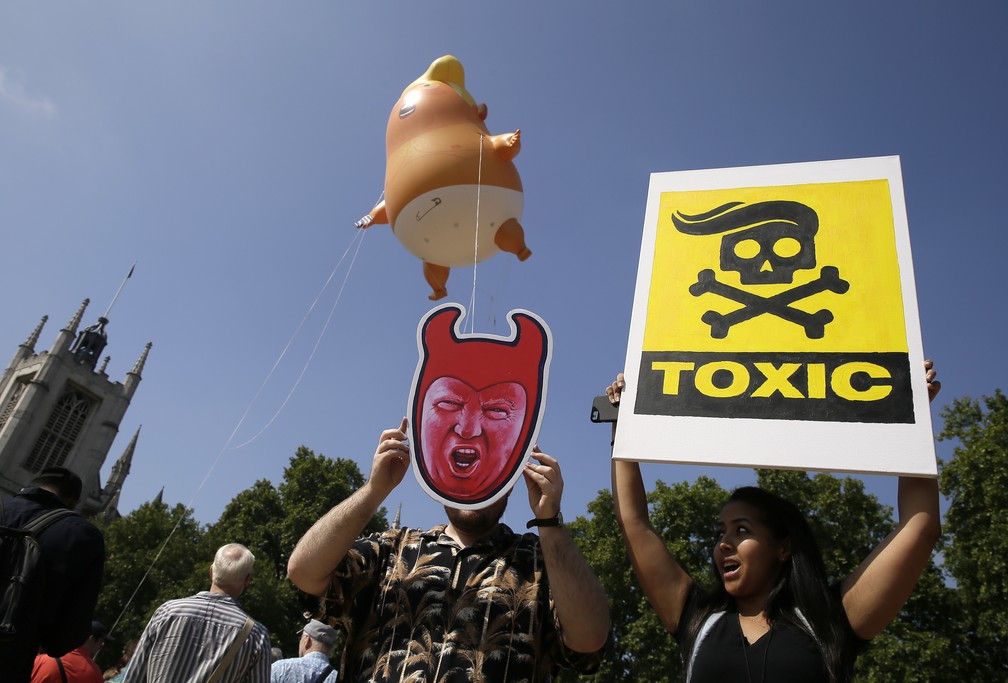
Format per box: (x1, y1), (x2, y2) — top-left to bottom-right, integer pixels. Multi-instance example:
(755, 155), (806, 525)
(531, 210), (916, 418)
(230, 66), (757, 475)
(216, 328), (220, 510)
(320, 524), (603, 682)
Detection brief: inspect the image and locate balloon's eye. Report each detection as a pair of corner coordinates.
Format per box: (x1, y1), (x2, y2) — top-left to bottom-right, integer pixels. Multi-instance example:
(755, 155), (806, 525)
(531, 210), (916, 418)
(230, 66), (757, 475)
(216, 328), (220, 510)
(399, 90), (421, 119)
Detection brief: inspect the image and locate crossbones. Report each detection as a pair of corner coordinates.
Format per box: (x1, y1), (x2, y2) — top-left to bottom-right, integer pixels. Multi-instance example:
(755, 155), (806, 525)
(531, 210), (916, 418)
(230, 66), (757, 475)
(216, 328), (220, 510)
(690, 266), (850, 339)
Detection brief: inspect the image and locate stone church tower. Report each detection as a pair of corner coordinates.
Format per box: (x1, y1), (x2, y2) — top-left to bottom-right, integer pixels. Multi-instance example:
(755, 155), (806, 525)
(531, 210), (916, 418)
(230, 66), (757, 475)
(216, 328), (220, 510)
(0, 298), (150, 518)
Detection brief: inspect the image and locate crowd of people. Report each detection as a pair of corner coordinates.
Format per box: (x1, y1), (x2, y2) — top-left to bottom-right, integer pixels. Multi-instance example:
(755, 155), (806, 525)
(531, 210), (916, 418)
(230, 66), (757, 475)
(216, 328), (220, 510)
(1, 363), (942, 682)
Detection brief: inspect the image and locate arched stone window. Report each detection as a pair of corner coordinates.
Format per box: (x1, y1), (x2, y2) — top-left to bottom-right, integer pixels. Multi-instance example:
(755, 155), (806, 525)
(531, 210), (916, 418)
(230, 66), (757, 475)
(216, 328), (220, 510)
(23, 389), (92, 472)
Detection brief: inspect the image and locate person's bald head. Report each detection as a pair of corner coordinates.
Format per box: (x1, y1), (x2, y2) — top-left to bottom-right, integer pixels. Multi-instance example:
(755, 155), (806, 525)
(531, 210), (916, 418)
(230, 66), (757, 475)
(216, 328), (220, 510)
(210, 543), (255, 596)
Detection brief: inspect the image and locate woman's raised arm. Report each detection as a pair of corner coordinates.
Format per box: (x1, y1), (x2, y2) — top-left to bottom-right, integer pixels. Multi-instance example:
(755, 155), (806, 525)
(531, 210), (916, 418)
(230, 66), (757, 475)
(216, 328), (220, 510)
(609, 373), (695, 633)
(840, 360), (943, 639)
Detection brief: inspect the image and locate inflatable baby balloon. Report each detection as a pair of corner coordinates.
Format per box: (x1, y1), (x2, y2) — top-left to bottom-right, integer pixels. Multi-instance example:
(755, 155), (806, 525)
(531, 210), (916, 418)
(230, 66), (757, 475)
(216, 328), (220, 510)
(355, 55), (531, 300)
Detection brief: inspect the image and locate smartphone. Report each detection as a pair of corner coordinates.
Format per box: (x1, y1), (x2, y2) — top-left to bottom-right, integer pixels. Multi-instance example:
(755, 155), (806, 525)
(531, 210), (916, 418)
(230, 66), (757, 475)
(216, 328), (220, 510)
(590, 395), (620, 423)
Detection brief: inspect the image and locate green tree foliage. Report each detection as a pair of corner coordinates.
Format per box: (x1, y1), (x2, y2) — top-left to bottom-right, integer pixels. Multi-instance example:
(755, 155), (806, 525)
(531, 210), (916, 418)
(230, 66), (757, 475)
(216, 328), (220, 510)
(938, 390), (1008, 674)
(92, 501), (208, 670)
(208, 480), (285, 577)
(275, 446), (385, 566)
(206, 446), (385, 656)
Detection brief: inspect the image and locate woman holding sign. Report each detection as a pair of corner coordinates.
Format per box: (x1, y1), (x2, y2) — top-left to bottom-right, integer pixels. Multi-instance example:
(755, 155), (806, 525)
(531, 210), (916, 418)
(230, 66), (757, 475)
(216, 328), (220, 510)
(606, 361), (941, 682)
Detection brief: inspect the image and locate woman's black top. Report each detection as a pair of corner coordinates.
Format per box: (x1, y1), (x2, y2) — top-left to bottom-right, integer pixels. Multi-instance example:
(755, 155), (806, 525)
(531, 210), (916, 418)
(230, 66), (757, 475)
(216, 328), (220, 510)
(683, 610), (824, 682)
(675, 585), (863, 682)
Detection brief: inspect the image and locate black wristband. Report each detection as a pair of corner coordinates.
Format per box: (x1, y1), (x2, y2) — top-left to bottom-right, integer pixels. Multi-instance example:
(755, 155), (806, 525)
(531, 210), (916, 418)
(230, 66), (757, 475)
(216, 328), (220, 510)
(526, 512), (563, 528)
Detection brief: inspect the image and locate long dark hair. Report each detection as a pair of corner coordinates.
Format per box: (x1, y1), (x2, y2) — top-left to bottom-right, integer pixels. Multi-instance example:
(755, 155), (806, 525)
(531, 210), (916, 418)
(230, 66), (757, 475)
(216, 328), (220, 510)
(684, 487), (854, 683)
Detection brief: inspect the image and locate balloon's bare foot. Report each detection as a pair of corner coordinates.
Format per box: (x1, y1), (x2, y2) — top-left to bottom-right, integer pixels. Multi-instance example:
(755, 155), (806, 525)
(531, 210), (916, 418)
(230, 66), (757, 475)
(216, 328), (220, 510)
(423, 262), (450, 301)
(494, 219), (531, 261)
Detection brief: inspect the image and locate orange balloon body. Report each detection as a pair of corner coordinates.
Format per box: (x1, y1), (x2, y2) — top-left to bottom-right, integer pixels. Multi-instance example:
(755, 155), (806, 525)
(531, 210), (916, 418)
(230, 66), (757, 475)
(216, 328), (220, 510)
(359, 56), (531, 300)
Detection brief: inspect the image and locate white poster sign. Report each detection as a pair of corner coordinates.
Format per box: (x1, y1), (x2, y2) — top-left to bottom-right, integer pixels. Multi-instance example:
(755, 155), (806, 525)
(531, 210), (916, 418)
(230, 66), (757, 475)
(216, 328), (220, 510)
(615, 156), (936, 476)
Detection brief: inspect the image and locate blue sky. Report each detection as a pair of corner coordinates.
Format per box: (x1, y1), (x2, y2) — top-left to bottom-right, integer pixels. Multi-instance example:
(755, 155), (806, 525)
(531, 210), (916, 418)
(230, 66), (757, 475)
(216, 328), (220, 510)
(1, 2), (1005, 535)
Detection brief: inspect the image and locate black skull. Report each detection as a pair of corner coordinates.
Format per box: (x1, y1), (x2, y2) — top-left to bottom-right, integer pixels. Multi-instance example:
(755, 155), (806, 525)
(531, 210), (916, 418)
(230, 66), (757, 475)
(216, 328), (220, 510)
(720, 221), (816, 285)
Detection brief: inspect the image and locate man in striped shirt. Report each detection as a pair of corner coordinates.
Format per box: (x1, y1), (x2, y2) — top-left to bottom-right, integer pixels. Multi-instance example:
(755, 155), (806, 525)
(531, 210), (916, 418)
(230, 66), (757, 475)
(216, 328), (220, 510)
(123, 543), (272, 683)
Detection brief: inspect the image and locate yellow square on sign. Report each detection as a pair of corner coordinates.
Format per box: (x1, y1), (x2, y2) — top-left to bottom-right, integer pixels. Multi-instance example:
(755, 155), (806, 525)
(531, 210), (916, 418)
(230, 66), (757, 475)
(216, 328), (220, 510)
(616, 157), (936, 477)
(645, 180), (907, 353)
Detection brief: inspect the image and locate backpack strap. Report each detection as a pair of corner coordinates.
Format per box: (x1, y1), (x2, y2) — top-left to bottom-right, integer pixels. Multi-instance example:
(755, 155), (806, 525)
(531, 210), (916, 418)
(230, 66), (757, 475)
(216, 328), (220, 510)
(0, 505), (76, 536)
(790, 607), (823, 653)
(19, 508), (77, 536)
(685, 610), (725, 683)
(311, 664), (334, 683)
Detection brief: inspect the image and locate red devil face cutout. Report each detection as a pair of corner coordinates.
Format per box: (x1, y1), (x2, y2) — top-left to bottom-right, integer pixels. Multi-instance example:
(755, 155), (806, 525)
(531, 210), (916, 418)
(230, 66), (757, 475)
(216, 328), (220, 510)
(409, 304), (552, 509)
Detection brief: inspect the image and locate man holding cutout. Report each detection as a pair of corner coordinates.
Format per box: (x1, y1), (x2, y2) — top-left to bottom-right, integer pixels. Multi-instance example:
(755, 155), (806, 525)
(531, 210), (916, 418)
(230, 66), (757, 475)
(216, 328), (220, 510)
(287, 419), (609, 682)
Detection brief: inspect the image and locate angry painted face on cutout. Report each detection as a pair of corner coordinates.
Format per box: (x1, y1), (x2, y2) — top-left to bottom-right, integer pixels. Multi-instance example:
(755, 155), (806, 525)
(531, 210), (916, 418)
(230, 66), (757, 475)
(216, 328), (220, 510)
(420, 377), (527, 502)
(409, 304), (551, 508)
